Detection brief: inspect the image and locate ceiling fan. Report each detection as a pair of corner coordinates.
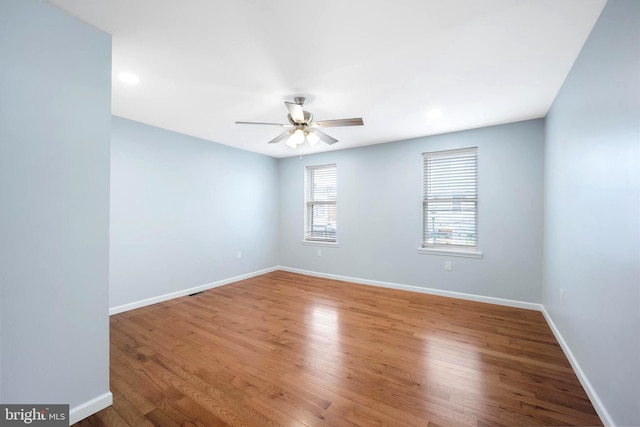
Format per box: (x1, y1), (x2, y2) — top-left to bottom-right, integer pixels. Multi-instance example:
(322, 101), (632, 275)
(235, 97), (364, 149)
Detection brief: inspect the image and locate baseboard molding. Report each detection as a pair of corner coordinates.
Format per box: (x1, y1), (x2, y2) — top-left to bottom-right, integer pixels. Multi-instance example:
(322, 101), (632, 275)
(279, 266), (614, 424)
(109, 266), (279, 315)
(106, 266), (613, 425)
(69, 391), (112, 425)
(541, 307), (615, 427)
(278, 266), (543, 311)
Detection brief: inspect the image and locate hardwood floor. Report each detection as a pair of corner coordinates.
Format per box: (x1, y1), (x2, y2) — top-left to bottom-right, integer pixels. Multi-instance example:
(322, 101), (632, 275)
(75, 271), (602, 426)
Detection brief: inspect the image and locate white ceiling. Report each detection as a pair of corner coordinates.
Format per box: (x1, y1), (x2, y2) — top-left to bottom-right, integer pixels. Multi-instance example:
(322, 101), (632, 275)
(46, 0), (606, 158)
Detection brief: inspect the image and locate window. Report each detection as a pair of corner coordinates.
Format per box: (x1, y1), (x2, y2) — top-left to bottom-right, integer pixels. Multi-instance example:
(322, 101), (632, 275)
(305, 164), (337, 242)
(422, 147), (478, 252)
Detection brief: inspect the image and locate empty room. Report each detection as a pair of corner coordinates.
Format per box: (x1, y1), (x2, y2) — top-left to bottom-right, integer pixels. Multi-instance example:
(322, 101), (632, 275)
(1, 0), (638, 426)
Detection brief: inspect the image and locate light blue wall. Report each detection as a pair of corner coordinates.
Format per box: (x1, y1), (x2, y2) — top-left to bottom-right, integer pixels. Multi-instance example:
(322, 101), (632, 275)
(279, 120), (545, 303)
(0, 0), (111, 410)
(110, 117), (279, 308)
(543, 0), (640, 425)
(1, 1), (633, 425)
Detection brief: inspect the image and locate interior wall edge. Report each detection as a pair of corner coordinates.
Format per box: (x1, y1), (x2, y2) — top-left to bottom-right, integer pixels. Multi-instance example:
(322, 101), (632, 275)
(69, 392), (113, 425)
(109, 266), (280, 315)
(105, 265), (612, 425)
(540, 306), (615, 427)
(278, 266), (542, 311)
(281, 266), (613, 425)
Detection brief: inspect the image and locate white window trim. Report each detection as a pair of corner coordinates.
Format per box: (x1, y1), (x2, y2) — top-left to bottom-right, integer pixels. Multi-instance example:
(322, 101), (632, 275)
(417, 246), (483, 258)
(304, 163), (337, 243)
(301, 240), (340, 248)
(421, 147), (480, 255)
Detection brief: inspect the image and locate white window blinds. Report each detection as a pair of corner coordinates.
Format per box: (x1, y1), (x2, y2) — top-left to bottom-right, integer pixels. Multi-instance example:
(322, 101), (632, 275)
(305, 164), (337, 241)
(423, 147), (478, 248)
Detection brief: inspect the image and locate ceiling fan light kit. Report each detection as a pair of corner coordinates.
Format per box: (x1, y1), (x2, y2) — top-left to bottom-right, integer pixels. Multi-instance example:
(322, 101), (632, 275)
(236, 97), (364, 150)
(305, 131), (320, 146)
(285, 129), (305, 148)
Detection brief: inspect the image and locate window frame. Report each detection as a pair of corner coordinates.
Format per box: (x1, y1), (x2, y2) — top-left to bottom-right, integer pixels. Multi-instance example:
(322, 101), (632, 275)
(419, 147), (483, 258)
(304, 164), (337, 244)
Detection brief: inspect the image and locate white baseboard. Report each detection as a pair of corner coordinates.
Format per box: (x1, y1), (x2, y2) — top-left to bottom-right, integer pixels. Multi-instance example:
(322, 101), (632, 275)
(69, 391), (112, 425)
(106, 266), (612, 426)
(541, 307), (615, 427)
(280, 267), (614, 425)
(109, 267), (279, 315)
(278, 266), (543, 311)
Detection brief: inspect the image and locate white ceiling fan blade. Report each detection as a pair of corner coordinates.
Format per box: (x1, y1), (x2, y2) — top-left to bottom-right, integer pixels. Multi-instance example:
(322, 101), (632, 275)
(311, 118), (364, 128)
(308, 128), (338, 145)
(236, 121), (293, 128)
(267, 130), (292, 144)
(285, 101), (305, 123)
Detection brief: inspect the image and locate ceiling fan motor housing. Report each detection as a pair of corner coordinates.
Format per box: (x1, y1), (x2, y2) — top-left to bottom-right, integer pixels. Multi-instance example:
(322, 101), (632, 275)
(287, 110), (313, 126)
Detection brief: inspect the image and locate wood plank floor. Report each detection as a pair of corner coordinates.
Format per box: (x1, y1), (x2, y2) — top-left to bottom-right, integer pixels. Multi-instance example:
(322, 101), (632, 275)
(74, 271), (602, 426)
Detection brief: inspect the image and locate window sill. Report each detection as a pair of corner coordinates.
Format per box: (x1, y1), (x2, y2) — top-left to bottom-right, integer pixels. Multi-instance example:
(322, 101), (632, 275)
(417, 247), (483, 258)
(301, 240), (339, 248)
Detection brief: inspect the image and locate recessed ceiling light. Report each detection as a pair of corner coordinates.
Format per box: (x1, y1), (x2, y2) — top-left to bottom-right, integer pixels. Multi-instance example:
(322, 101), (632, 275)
(426, 108), (443, 121)
(118, 72), (140, 85)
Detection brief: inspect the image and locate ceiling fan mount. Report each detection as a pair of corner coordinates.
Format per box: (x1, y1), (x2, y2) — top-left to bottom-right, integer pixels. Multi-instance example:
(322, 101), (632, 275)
(236, 97), (363, 149)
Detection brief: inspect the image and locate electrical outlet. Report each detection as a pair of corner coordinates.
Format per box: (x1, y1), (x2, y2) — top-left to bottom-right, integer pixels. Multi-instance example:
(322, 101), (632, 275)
(317, 249), (322, 257)
(236, 251), (242, 259)
(444, 261), (452, 271)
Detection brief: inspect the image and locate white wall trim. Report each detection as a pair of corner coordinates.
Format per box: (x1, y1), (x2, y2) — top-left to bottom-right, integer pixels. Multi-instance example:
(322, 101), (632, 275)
(417, 247), (484, 258)
(278, 266), (542, 311)
(106, 266), (613, 426)
(109, 267), (279, 315)
(69, 391), (113, 425)
(279, 267), (613, 424)
(540, 306), (615, 427)
(300, 240), (340, 248)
